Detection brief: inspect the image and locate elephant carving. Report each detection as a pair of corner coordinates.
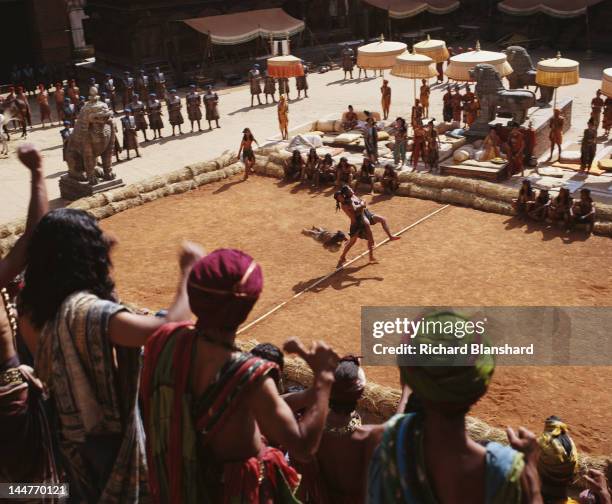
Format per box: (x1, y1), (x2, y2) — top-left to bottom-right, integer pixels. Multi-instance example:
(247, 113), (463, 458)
(470, 63), (536, 127)
(65, 94), (117, 185)
(503, 46), (554, 105)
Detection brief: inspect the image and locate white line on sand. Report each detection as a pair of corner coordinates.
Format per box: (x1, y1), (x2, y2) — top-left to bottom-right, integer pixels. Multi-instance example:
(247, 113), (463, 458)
(237, 204), (451, 335)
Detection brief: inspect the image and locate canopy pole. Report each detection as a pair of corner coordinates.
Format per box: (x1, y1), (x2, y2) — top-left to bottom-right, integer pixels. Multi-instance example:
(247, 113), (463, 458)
(584, 2), (592, 60)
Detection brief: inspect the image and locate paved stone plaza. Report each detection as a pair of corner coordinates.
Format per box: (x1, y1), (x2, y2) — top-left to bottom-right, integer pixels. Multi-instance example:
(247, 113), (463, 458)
(1, 47), (610, 223)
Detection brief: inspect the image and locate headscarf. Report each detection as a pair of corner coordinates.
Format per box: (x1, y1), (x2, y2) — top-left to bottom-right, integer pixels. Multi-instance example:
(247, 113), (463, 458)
(537, 416), (578, 496)
(399, 311), (495, 411)
(187, 249), (263, 331)
(330, 355), (366, 406)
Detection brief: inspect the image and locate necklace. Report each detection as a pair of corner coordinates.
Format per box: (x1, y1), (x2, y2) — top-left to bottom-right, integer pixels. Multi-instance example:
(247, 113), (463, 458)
(324, 411), (362, 435)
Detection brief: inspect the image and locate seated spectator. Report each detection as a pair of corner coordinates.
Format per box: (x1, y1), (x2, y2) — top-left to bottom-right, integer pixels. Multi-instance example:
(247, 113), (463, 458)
(296, 356), (374, 504)
(140, 249), (339, 503)
(336, 157), (356, 187)
(367, 311), (543, 504)
(548, 187), (573, 229)
(18, 209), (200, 502)
(513, 179), (535, 218)
(285, 149), (305, 181)
(302, 147), (319, 184)
(528, 189), (551, 222)
(314, 153), (336, 187)
(537, 416), (578, 503)
(0, 145), (54, 485)
(343, 105), (359, 131)
(571, 188), (595, 233)
(382, 164), (399, 195)
(251, 342), (285, 393)
(358, 157), (376, 194)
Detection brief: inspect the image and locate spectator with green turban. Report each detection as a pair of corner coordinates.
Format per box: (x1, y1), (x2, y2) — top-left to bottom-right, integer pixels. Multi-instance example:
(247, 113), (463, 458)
(366, 310), (544, 504)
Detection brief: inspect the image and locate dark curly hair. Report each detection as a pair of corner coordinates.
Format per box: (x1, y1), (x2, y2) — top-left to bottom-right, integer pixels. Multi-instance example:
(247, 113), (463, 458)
(19, 209), (116, 329)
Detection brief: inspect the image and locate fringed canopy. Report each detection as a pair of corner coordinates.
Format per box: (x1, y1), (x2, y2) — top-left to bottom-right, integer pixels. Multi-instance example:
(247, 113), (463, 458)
(536, 53), (579, 88)
(445, 41), (513, 82)
(413, 35), (449, 63)
(498, 0), (604, 18)
(391, 51), (438, 79)
(357, 37), (408, 70)
(267, 55), (304, 78)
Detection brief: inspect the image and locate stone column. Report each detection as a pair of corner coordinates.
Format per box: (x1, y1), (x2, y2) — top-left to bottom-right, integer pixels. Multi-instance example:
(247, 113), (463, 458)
(66, 0), (88, 50)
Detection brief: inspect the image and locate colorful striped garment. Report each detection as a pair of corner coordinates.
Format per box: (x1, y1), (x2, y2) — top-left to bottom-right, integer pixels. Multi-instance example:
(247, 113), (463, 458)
(35, 291), (148, 503)
(141, 322), (301, 504)
(367, 413), (525, 504)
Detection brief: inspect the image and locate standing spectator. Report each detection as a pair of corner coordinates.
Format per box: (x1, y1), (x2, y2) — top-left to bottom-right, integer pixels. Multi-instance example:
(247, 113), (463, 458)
(141, 249), (340, 503)
(19, 210), (202, 503)
(203, 84), (220, 130)
(368, 311), (544, 504)
(296, 65), (309, 99)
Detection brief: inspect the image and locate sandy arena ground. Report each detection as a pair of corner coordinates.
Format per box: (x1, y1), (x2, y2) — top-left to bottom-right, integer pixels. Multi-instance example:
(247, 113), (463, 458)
(101, 175), (612, 455)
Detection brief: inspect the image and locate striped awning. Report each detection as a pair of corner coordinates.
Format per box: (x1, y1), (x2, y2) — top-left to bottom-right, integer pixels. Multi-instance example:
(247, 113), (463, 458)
(498, 0), (604, 18)
(362, 0), (460, 19)
(183, 8), (305, 45)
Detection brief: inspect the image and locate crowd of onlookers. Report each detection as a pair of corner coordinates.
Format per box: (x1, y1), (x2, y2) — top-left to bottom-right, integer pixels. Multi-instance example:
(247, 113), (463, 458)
(0, 145), (610, 503)
(283, 148), (400, 195)
(512, 179), (596, 232)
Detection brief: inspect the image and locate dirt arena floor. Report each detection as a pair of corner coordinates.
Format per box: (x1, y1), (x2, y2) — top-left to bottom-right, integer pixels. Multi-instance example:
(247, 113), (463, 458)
(101, 175), (612, 455)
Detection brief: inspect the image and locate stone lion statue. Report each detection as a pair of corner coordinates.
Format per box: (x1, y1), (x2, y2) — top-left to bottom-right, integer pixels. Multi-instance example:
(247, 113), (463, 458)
(504, 46), (554, 105)
(64, 89), (117, 185)
(470, 63), (536, 127)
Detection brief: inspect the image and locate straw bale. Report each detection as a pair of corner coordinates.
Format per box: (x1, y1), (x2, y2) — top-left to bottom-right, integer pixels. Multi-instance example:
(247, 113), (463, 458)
(169, 180), (195, 195)
(269, 150), (292, 165)
(444, 176), (479, 194)
(595, 204), (612, 222)
(223, 162), (244, 177)
(254, 155), (269, 168)
(408, 184), (443, 201)
(137, 176), (167, 193)
(594, 221), (612, 237)
(165, 167), (194, 185)
(109, 198), (143, 214)
(188, 160), (219, 177)
(216, 150), (238, 169)
(440, 188), (474, 206)
(193, 171), (221, 187)
(474, 181), (515, 203)
(265, 164), (285, 178)
(475, 198), (514, 215)
(140, 186), (172, 203)
(104, 185), (140, 203)
(88, 205), (116, 220)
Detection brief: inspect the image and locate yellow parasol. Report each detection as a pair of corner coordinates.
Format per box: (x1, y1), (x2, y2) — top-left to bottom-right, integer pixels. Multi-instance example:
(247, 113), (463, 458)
(445, 41), (513, 82)
(602, 68), (612, 98)
(267, 55), (304, 78)
(357, 34), (408, 71)
(391, 50), (437, 102)
(413, 34), (449, 64)
(536, 52), (579, 106)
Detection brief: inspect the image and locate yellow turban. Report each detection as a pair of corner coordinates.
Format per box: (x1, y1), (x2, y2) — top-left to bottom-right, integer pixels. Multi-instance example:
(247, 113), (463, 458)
(538, 416), (578, 497)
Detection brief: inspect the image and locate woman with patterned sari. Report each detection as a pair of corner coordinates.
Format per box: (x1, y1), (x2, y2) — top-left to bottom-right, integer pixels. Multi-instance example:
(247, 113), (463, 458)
(141, 248), (340, 503)
(366, 311), (544, 504)
(18, 209), (201, 503)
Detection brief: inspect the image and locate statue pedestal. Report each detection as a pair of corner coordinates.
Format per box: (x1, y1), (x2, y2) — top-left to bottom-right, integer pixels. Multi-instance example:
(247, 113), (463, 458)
(59, 174), (125, 201)
(489, 97), (573, 158)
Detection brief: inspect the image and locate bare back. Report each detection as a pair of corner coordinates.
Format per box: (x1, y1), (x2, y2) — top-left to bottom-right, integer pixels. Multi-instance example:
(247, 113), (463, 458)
(190, 339), (264, 461)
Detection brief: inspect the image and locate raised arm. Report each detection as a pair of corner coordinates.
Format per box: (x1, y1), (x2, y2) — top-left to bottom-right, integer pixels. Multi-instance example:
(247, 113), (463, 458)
(250, 338), (338, 461)
(108, 242), (204, 348)
(0, 145), (48, 288)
